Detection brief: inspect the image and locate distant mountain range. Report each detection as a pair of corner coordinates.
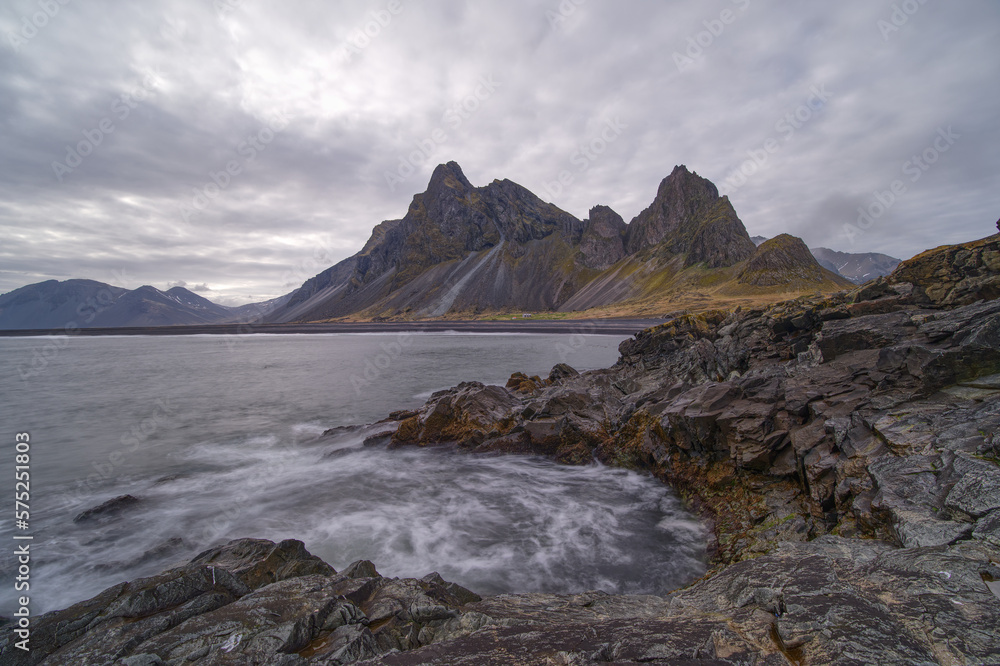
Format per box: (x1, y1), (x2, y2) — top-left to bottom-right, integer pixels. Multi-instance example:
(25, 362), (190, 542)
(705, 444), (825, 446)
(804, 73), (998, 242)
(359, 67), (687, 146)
(4, 162), (901, 330)
(0, 281), (290, 330)
(810, 247), (902, 284)
(265, 162), (851, 323)
(752, 237), (899, 284)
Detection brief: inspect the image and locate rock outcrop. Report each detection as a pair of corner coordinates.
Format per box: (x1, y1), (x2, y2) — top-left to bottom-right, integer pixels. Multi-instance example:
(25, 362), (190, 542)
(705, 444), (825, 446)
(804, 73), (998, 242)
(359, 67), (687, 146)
(369, 231), (1000, 662)
(889, 232), (1000, 306)
(8, 232), (999, 664)
(13, 534), (999, 665)
(0, 539), (492, 666)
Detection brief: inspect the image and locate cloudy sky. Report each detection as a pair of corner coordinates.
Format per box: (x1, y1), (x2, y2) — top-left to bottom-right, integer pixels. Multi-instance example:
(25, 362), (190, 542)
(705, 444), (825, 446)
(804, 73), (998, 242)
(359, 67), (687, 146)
(1, 1), (997, 304)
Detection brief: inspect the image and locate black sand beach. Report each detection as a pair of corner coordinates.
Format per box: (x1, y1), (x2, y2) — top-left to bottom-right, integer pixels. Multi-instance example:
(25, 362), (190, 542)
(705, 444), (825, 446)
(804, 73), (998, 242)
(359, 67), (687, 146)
(0, 318), (665, 338)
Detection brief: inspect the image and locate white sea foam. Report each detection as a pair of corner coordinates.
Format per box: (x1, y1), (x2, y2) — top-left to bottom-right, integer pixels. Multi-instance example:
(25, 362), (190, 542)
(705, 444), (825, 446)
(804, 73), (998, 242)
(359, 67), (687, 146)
(0, 332), (704, 615)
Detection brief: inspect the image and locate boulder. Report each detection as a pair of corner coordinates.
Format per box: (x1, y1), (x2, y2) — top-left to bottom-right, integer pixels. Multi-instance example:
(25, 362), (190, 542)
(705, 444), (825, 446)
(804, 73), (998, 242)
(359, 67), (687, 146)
(547, 362), (580, 382)
(73, 494), (141, 523)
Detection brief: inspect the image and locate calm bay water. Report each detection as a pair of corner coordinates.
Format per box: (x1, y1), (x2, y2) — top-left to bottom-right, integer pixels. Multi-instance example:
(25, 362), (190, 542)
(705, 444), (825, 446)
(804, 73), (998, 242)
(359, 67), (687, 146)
(0, 332), (707, 615)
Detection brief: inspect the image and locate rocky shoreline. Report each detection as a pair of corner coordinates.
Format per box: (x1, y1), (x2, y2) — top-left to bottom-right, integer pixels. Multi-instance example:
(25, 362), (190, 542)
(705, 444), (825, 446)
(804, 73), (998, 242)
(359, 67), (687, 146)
(3, 233), (999, 664)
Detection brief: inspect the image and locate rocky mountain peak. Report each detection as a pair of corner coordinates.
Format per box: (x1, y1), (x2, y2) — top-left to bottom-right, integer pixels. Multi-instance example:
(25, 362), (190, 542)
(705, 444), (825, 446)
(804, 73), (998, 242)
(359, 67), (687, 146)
(426, 161), (474, 194)
(580, 205), (627, 270)
(625, 165), (755, 267)
(586, 205), (627, 238)
(636, 165), (721, 238)
(263, 163), (854, 323)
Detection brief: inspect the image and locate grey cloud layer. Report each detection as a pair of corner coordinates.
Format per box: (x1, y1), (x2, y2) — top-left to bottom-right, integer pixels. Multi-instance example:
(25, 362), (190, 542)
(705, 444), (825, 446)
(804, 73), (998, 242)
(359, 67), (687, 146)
(1, 0), (997, 303)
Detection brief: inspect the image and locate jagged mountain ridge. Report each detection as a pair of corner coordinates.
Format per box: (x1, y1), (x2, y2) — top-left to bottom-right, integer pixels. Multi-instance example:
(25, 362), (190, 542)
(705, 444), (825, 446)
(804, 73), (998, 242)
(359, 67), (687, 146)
(269, 163), (849, 322)
(0, 281), (291, 330)
(272, 162), (594, 322)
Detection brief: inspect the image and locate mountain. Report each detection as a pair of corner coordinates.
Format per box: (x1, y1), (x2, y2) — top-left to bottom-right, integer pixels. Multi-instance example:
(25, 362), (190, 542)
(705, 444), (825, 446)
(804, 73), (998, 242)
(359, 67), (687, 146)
(269, 162), (850, 323)
(752, 237), (900, 285)
(12, 232), (1000, 665)
(164, 287), (234, 319)
(737, 234), (846, 287)
(810, 247), (901, 284)
(2, 163), (853, 329)
(86, 286), (233, 327)
(624, 165), (756, 266)
(270, 161), (590, 322)
(226, 293), (294, 322)
(0, 281), (291, 330)
(0, 279), (129, 330)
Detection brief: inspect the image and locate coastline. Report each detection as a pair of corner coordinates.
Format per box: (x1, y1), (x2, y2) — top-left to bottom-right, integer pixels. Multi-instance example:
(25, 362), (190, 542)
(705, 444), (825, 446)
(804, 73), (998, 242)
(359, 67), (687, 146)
(0, 318), (664, 338)
(4, 235), (998, 664)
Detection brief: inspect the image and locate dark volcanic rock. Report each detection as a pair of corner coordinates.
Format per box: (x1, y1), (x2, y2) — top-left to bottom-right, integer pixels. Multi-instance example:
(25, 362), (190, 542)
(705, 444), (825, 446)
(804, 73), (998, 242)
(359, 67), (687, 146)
(0, 539), (489, 666)
(15, 535), (999, 665)
(12, 232), (1000, 664)
(363, 232), (1000, 663)
(73, 494), (142, 523)
(890, 231), (1000, 306)
(547, 362), (579, 382)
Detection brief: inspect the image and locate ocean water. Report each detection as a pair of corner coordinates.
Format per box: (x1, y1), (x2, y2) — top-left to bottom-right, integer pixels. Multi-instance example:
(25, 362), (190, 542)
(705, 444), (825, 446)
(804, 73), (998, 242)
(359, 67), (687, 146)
(0, 332), (707, 615)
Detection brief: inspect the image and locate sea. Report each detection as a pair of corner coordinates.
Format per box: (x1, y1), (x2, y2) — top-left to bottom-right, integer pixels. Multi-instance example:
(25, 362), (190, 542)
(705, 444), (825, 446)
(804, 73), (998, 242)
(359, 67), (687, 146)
(0, 331), (707, 615)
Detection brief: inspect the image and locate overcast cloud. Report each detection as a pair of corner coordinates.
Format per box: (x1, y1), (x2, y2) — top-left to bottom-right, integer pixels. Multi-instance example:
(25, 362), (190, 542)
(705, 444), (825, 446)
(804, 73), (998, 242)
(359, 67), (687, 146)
(0, 0), (997, 304)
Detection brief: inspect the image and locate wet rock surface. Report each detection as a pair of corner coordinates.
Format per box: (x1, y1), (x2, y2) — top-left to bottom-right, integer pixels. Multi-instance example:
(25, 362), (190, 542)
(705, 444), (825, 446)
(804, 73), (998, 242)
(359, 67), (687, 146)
(370, 233), (1000, 663)
(0, 539), (493, 666)
(73, 494), (143, 523)
(5, 234), (1000, 665)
